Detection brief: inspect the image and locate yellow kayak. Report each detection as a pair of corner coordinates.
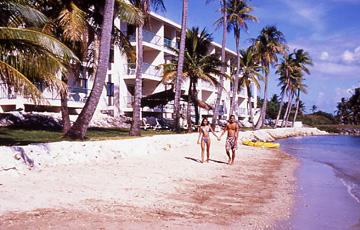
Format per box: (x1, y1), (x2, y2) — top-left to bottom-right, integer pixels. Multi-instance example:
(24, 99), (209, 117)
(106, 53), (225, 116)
(242, 140), (280, 148)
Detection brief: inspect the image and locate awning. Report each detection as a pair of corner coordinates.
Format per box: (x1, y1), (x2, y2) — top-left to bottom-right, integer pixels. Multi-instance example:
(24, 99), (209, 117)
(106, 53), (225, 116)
(141, 89), (213, 111)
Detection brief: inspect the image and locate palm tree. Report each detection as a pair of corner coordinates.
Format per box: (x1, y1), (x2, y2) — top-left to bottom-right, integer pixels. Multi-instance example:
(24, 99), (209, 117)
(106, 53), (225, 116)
(220, 0), (257, 116)
(161, 27), (226, 131)
(34, 1), (90, 133)
(238, 47), (262, 128)
(174, 0), (187, 133)
(291, 49), (312, 126)
(129, 0), (165, 136)
(208, 0), (227, 129)
(292, 78), (307, 126)
(64, 0), (116, 139)
(0, 1), (78, 105)
(251, 26), (287, 129)
(274, 54), (297, 127)
(62, 0), (142, 139)
(311, 105), (318, 113)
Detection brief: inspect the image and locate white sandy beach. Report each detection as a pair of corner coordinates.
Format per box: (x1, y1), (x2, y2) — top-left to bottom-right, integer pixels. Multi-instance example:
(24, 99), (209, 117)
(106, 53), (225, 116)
(0, 128), (327, 229)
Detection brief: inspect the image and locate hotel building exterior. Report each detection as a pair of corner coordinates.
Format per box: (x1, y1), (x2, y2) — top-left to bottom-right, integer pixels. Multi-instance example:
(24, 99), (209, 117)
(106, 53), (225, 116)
(0, 12), (257, 124)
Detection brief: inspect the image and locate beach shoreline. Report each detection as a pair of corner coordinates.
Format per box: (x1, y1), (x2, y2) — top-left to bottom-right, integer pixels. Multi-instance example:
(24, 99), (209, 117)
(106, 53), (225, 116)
(0, 128), (323, 229)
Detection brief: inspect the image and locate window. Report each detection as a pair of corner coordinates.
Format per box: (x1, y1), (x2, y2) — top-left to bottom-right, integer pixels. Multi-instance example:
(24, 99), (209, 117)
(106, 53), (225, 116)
(106, 82), (114, 97)
(109, 46), (114, 63)
(106, 74), (114, 97)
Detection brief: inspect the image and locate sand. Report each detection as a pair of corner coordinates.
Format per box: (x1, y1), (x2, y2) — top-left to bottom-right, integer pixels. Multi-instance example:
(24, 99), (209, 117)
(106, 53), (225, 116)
(0, 128), (322, 229)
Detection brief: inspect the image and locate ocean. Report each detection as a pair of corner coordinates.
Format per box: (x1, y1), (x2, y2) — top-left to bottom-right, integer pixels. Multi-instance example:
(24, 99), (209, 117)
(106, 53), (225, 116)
(277, 135), (360, 230)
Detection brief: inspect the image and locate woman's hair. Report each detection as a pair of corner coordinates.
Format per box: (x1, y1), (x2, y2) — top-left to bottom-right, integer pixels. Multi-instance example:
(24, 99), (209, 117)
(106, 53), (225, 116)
(200, 118), (208, 126)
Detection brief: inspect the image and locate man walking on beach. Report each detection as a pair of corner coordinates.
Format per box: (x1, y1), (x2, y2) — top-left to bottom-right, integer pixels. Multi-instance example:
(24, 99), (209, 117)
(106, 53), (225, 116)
(218, 115), (239, 165)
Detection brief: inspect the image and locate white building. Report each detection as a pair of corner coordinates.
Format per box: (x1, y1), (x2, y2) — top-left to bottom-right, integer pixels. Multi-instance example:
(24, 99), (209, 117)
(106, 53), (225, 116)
(0, 12), (257, 124)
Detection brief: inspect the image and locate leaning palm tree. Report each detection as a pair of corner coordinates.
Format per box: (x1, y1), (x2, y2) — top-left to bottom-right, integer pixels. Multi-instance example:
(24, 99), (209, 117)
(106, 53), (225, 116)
(174, 0), (188, 133)
(161, 27), (227, 132)
(292, 77), (307, 126)
(238, 47), (262, 129)
(129, 0), (165, 136)
(274, 54), (298, 127)
(251, 25), (287, 129)
(291, 49), (312, 126)
(280, 74), (297, 127)
(64, 0), (115, 139)
(65, 0), (142, 139)
(220, 0), (257, 116)
(65, 0), (143, 139)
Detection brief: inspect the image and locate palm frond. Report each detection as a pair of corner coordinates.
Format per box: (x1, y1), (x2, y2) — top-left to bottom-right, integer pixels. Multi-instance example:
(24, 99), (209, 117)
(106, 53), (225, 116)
(0, 60), (44, 103)
(57, 2), (88, 44)
(0, 27), (79, 63)
(0, 1), (48, 27)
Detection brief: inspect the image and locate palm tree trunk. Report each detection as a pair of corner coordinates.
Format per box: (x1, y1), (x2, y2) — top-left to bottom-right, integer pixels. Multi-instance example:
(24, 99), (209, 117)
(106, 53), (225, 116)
(247, 85), (254, 129)
(212, 0), (227, 128)
(230, 34), (240, 116)
(65, 0), (114, 139)
(174, 0), (187, 133)
(281, 92), (292, 127)
(285, 93), (294, 126)
(186, 78), (193, 132)
(274, 81), (289, 128)
(292, 89), (301, 127)
(256, 71), (268, 129)
(60, 75), (71, 133)
(193, 81), (200, 125)
(282, 91), (294, 127)
(129, 23), (144, 136)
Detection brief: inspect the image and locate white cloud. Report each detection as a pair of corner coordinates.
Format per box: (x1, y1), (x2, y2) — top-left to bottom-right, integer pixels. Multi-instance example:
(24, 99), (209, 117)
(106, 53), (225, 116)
(276, 0), (328, 31)
(342, 46), (360, 63)
(320, 51), (329, 60)
(314, 62), (360, 76)
(342, 50), (355, 62)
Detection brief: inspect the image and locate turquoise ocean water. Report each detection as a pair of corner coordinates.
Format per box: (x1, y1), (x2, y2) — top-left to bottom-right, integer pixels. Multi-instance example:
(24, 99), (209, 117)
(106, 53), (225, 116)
(277, 135), (360, 230)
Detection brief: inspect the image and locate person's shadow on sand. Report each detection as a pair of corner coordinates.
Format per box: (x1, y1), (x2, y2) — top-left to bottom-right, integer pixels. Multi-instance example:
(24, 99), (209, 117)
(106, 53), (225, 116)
(184, 156), (202, 163)
(184, 157), (228, 164)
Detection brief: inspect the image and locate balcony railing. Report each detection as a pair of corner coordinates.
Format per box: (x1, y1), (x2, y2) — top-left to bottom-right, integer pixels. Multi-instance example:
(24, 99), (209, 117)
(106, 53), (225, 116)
(0, 83), (91, 103)
(237, 107), (247, 115)
(129, 29), (163, 47)
(124, 63), (162, 78)
(200, 81), (216, 91)
(164, 37), (179, 50)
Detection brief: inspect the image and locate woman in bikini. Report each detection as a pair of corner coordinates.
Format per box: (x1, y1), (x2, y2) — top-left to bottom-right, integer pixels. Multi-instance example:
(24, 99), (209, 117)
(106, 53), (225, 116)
(197, 118), (218, 163)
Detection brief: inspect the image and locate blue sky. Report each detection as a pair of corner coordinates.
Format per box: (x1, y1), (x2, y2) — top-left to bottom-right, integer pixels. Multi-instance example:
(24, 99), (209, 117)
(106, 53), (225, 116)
(160, 0), (360, 113)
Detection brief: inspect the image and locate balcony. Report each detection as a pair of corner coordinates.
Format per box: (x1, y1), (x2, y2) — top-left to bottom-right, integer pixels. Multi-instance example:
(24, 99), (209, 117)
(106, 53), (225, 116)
(164, 37), (179, 50)
(0, 83), (91, 105)
(199, 81), (216, 92)
(237, 107), (248, 116)
(124, 63), (163, 80)
(129, 29), (163, 47)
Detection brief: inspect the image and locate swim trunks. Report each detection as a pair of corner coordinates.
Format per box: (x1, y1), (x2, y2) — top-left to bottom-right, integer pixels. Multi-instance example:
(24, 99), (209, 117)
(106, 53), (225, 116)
(225, 136), (237, 151)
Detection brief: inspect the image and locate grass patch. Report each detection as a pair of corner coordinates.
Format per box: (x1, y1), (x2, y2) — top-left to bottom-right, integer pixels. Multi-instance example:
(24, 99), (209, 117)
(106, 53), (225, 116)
(0, 127), (177, 146)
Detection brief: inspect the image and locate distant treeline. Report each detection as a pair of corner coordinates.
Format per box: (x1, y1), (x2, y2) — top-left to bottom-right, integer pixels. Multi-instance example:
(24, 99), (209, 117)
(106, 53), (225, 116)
(336, 87), (360, 125)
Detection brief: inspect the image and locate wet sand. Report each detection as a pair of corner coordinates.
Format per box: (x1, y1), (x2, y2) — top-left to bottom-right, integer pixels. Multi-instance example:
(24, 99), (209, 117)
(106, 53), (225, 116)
(0, 133), (298, 229)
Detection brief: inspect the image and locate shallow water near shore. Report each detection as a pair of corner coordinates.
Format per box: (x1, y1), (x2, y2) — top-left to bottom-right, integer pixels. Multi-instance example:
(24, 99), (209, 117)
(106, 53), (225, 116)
(276, 135), (360, 230)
